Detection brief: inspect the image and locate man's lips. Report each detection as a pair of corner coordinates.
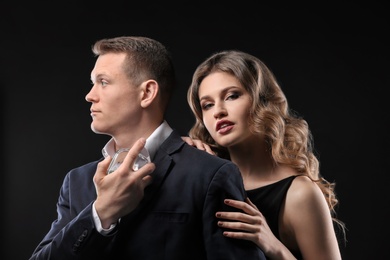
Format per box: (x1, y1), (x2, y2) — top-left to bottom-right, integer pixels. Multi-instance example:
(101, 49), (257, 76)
(90, 109), (100, 116)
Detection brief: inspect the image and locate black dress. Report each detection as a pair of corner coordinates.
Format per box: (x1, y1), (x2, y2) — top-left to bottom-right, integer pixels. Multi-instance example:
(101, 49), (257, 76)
(246, 175), (302, 259)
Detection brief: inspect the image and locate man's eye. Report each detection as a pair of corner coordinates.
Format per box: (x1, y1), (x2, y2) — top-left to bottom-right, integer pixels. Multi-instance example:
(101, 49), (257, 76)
(101, 80), (108, 86)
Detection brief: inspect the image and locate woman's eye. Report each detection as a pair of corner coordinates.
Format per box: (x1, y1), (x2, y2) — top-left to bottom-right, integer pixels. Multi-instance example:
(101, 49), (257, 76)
(226, 93), (240, 100)
(201, 102), (213, 110)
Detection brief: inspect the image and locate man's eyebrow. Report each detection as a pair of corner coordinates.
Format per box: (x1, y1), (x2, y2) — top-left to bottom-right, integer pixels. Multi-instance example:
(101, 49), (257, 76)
(90, 73), (107, 82)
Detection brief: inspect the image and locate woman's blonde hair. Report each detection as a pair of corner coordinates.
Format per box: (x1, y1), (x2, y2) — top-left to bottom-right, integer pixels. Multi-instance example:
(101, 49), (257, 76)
(187, 50), (346, 240)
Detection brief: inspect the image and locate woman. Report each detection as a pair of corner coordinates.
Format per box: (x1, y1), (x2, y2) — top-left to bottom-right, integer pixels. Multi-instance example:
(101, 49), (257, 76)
(185, 50), (346, 259)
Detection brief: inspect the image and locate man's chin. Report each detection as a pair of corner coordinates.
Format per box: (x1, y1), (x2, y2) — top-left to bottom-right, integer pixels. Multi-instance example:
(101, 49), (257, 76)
(91, 125), (104, 134)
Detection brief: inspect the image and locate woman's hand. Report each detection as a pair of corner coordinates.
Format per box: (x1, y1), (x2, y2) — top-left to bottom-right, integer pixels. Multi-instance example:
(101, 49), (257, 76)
(181, 136), (215, 155)
(216, 198), (296, 259)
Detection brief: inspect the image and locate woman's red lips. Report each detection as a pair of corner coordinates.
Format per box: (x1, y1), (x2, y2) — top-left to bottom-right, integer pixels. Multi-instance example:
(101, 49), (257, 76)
(216, 120), (234, 134)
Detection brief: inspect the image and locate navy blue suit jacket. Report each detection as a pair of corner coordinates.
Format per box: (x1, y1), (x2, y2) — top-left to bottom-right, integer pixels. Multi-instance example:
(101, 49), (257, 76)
(30, 130), (266, 259)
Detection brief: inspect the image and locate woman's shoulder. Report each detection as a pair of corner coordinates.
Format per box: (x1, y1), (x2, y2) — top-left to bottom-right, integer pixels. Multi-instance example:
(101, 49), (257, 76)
(281, 175), (338, 259)
(285, 175), (329, 218)
(288, 175), (324, 202)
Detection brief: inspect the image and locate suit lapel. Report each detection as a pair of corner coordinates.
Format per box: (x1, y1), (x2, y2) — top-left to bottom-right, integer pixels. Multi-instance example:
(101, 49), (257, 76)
(130, 130), (185, 209)
(142, 130), (184, 201)
(115, 131), (186, 234)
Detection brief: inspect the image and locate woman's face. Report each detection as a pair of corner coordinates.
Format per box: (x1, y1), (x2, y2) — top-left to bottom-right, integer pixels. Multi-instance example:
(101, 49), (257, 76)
(198, 71), (254, 148)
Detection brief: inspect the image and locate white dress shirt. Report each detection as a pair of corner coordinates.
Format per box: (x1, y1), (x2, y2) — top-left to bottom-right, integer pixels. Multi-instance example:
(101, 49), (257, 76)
(93, 120), (173, 234)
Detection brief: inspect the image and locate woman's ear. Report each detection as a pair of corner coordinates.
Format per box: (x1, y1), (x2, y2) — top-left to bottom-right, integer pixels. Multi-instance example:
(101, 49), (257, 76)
(140, 80), (158, 108)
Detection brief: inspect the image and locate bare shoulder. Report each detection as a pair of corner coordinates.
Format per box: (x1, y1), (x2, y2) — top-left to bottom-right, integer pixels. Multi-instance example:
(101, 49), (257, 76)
(288, 175), (324, 202)
(281, 177), (341, 259)
(281, 175), (331, 238)
(283, 175), (331, 224)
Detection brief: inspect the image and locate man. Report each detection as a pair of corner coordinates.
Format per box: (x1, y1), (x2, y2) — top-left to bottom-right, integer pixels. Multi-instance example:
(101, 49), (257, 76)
(29, 36), (266, 259)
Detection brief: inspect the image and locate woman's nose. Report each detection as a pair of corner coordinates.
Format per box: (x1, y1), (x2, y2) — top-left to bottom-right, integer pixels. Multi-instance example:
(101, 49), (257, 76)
(213, 104), (227, 119)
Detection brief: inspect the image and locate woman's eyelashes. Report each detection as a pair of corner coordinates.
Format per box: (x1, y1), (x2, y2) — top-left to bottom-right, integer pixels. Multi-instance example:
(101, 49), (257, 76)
(201, 91), (242, 111)
(201, 101), (213, 111)
(226, 92), (240, 101)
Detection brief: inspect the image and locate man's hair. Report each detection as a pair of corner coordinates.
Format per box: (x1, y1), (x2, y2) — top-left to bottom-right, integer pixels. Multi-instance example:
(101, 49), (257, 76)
(92, 36), (176, 111)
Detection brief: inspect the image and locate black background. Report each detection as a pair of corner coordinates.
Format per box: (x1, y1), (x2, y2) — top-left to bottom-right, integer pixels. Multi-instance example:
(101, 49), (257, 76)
(1, 2), (388, 259)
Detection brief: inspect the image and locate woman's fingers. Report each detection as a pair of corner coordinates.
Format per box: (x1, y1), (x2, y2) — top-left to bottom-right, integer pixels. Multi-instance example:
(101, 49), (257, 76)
(218, 219), (261, 233)
(223, 199), (260, 215)
(181, 136), (215, 155)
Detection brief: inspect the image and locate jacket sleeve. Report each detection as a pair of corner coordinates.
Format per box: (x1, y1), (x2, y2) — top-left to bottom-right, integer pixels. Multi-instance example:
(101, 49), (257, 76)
(29, 171), (116, 260)
(203, 162), (267, 259)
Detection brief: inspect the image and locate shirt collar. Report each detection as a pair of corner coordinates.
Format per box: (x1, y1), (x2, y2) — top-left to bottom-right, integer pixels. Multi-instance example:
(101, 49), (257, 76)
(101, 120), (173, 161)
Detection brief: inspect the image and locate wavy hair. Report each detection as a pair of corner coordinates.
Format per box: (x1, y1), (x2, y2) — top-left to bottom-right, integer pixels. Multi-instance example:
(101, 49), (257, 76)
(187, 50), (346, 239)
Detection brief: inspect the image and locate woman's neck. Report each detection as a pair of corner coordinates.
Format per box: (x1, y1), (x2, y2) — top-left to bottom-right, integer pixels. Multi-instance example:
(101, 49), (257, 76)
(228, 138), (295, 190)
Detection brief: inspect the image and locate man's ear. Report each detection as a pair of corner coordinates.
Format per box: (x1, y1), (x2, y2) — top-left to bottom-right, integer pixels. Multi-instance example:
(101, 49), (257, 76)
(140, 80), (158, 108)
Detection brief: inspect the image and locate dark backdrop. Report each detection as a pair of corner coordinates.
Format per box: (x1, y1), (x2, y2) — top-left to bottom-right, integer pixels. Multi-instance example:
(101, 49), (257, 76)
(1, 3), (388, 259)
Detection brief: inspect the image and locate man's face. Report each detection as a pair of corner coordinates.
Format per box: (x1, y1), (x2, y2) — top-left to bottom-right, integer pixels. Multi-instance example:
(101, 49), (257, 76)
(86, 52), (142, 137)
